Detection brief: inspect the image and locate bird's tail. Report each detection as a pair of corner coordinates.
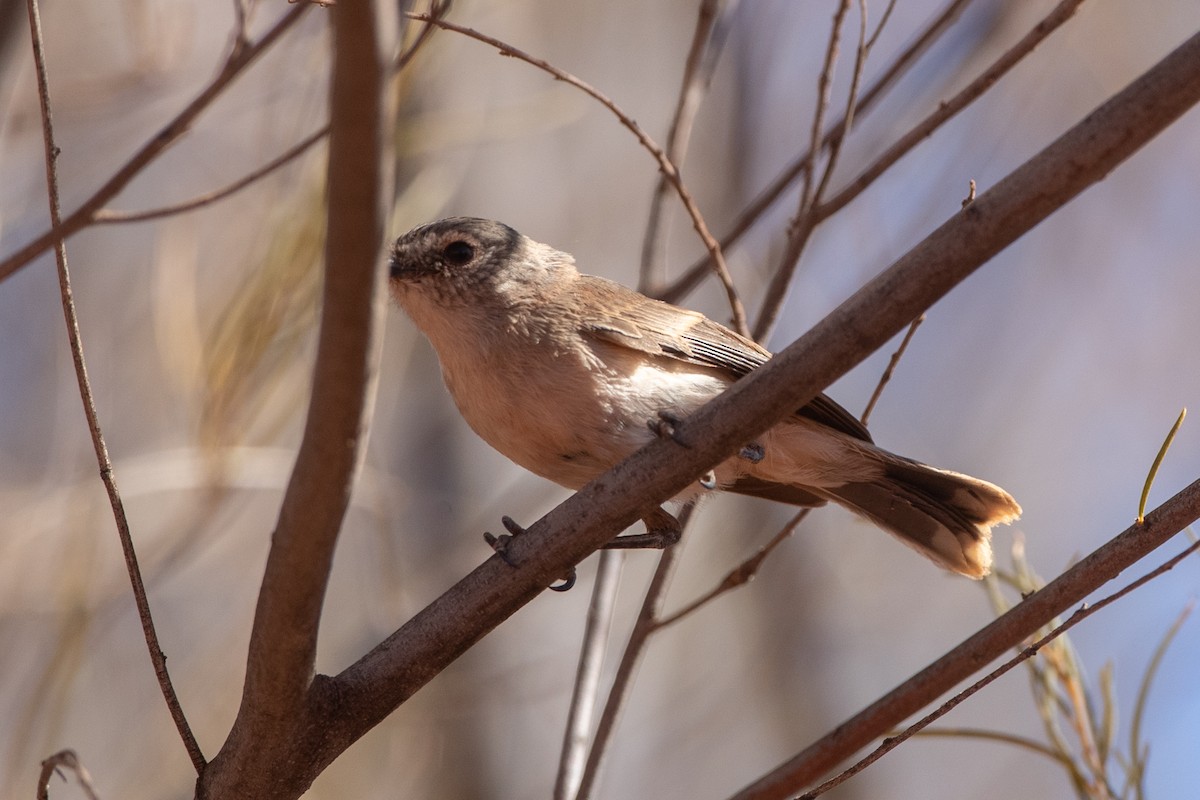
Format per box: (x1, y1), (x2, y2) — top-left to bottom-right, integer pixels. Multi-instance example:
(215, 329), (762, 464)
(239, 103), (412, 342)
(822, 453), (1021, 579)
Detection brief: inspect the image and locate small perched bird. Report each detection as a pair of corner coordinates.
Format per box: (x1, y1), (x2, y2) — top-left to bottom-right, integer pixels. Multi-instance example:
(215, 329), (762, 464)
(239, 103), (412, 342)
(388, 217), (1020, 578)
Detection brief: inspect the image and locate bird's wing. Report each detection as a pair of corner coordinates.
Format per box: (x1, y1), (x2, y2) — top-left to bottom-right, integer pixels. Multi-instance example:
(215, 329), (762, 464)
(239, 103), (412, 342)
(577, 276), (871, 442)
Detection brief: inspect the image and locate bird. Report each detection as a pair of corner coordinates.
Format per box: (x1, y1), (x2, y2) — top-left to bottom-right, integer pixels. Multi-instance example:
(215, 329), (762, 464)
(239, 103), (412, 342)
(388, 217), (1020, 578)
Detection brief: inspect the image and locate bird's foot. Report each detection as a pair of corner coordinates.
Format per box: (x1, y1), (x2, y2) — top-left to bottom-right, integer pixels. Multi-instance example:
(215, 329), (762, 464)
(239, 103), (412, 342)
(648, 410), (690, 448)
(483, 516), (576, 592)
(601, 507), (682, 550)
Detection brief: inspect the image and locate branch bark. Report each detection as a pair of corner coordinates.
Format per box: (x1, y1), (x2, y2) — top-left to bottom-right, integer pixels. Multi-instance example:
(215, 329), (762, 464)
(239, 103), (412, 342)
(733, 479), (1200, 799)
(195, 2), (392, 797)
(299, 25), (1200, 777)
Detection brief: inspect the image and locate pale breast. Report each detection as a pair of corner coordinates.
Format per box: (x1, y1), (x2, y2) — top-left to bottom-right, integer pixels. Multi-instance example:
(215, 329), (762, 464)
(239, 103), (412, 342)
(441, 328), (731, 490)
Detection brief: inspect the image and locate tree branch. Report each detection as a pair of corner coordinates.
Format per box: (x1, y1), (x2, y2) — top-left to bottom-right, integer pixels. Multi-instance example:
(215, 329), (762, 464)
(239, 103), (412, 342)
(759, 509), (1200, 800)
(25, 0), (203, 772)
(302, 27), (1200, 777)
(196, 2), (391, 796)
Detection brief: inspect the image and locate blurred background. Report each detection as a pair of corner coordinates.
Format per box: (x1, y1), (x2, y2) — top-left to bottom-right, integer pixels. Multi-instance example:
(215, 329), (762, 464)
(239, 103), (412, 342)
(2, 0), (1199, 798)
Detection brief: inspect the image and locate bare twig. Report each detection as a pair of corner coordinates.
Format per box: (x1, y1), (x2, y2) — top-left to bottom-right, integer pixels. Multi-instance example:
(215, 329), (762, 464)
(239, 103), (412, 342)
(0, 2), (313, 284)
(553, 549), (624, 800)
(654, 508), (810, 630)
(37, 750), (100, 800)
(411, 12), (750, 335)
(815, 0), (1089, 221)
(657, 0), (978, 305)
(795, 536), (1200, 800)
(94, 125), (329, 224)
(753, 0), (1087, 342)
(395, 0), (451, 72)
(865, 0), (899, 53)
(860, 314), (924, 426)
(752, 0), (868, 341)
(575, 505), (694, 800)
(90, 0), (450, 227)
(905, 726), (1076, 770)
(800, 0), (851, 216)
(24, 0), (204, 772)
(638, 0), (733, 287)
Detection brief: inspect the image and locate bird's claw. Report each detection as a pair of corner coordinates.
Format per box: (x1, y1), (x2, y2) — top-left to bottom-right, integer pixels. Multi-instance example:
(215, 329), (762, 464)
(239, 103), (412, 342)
(549, 570), (577, 592)
(484, 516), (577, 592)
(483, 529), (517, 567)
(648, 410), (690, 448)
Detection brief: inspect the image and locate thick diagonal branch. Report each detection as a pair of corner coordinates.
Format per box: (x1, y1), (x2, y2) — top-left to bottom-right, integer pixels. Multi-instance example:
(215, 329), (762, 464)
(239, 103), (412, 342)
(308, 27), (1200, 774)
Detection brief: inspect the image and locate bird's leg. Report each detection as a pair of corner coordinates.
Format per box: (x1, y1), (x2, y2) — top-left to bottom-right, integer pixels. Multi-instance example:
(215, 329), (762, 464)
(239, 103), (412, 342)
(483, 516), (577, 592)
(601, 506), (682, 550)
(739, 442), (765, 463)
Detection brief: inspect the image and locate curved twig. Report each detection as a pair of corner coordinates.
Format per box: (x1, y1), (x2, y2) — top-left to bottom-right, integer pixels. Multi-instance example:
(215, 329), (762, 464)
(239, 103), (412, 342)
(0, 2), (313, 283)
(37, 750), (100, 800)
(24, 0), (204, 772)
(94, 125), (329, 225)
(410, 12), (750, 335)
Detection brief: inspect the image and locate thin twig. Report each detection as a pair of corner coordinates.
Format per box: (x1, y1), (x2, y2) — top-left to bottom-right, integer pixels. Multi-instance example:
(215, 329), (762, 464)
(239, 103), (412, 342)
(657, 0), (979, 305)
(574, 505), (694, 800)
(798, 536), (1200, 799)
(654, 509), (810, 630)
(865, 0), (899, 53)
(91, 0), (450, 226)
(860, 314), (924, 426)
(562, 6), (737, 788)
(906, 726), (1079, 770)
(396, 0), (451, 71)
(37, 750), (100, 800)
(94, 125), (329, 224)
(800, 0), (850, 216)
(638, 0), (730, 287)
(753, 0), (1087, 341)
(24, 0), (204, 772)
(0, 2), (313, 283)
(411, 12), (750, 335)
(815, 0), (1089, 221)
(553, 549), (624, 800)
(751, 0), (876, 341)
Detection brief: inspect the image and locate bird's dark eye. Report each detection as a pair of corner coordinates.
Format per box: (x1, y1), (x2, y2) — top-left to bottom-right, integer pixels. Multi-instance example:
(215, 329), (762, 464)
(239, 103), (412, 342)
(442, 240), (475, 266)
